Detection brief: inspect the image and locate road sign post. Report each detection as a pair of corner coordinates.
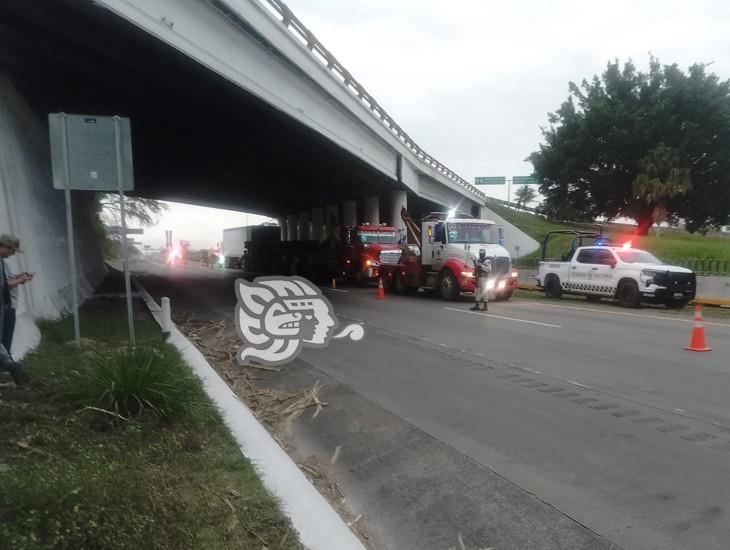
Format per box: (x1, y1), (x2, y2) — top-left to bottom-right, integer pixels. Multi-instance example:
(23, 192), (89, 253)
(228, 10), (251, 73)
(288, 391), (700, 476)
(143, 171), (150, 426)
(58, 115), (81, 347)
(114, 116), (135, 346)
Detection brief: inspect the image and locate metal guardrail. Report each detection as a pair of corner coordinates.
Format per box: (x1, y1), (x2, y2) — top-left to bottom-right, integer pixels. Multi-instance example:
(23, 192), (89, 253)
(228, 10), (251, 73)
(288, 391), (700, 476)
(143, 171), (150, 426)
(662, 258), (730, 276)
(514, 257), (730, 276)
(250, 0), (486, 202)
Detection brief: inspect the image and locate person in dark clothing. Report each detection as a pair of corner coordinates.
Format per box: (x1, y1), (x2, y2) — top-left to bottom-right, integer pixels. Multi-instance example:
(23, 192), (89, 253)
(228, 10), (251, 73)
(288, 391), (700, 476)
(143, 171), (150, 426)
(0, 234), (31, 384)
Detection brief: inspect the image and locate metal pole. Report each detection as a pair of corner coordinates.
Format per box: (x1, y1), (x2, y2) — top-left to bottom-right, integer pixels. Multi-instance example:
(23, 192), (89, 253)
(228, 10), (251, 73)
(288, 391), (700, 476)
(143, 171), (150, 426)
(60, 114), (81, 347)
(114, 116), (136, 346)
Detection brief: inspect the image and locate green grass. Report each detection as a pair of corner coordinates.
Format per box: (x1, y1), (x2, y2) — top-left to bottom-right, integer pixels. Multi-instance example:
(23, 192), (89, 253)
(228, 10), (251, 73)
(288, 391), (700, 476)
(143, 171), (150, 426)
(0, 300), (301, 550)
(489, 204), (730, 268)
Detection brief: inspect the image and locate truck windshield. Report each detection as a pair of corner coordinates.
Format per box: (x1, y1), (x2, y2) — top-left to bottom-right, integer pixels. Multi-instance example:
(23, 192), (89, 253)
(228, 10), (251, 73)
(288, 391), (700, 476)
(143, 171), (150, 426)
(616, 250), (662, 264)
(446, 223), (495, 244)
(359, 231), (397, 244)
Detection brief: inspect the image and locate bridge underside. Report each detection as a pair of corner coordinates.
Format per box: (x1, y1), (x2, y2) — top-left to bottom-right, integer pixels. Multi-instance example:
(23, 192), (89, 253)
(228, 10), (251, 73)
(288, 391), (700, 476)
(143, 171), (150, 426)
(0, 0), (445, 219)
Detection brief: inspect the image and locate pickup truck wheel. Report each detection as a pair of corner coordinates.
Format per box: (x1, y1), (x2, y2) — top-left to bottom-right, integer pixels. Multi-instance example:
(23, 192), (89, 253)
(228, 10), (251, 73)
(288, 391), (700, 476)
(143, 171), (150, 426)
(544, 275), (563, 298)
(586, 294), (601, 303)
(439, 271), (460, 300)
(618, 281), (641, 308)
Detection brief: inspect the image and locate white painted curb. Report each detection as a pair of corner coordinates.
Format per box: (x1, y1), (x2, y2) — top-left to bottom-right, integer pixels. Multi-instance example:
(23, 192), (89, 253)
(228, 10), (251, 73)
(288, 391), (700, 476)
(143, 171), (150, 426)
(135, 282), (365, 550)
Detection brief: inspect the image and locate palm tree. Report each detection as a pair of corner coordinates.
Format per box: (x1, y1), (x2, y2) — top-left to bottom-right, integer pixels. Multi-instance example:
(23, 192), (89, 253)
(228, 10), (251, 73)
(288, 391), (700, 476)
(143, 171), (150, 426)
(514, 185), (537, 210)
(632, 143), (691, 235)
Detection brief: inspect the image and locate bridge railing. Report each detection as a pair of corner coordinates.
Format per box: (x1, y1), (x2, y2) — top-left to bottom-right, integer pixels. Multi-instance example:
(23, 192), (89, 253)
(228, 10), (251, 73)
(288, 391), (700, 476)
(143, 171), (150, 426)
(251, 0), (486, 202)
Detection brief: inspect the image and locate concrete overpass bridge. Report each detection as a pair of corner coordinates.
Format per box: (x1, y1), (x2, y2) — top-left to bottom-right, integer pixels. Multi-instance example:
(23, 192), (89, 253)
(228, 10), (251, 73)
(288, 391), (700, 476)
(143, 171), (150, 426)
(0, 0), (538, 355)
(1, 0), (492, 243)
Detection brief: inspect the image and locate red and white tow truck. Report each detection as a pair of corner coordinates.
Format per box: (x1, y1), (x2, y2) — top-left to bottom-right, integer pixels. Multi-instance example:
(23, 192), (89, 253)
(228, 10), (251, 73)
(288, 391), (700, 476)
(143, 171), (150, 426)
(341, 224), (403, 284)
(379, 209), (518, 300)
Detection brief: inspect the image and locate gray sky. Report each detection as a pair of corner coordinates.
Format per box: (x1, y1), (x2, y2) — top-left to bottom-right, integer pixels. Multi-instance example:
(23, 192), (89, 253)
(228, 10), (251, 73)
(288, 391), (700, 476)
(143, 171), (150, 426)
(152, 0), (730, 246)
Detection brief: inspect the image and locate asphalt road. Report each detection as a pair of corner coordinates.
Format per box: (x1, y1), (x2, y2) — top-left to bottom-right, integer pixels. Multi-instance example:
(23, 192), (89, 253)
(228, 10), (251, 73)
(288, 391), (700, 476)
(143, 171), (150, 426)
(132, 257), (730, 550)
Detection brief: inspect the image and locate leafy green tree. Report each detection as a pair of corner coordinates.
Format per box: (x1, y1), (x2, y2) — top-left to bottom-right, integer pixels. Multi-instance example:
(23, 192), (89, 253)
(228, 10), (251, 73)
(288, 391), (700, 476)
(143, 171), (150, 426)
(530, 58), (730, 234)
(514, 185), (537, 210)
(94, 194), (168, 259)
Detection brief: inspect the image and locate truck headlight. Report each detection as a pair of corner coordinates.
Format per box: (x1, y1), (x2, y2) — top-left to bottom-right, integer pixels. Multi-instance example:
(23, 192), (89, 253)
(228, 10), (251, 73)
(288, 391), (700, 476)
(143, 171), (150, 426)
(365, 259), (379, 267)
(511, 271), (519, 278)
(498, 281), (506, 290)
(460, 271), (475, 278)
(640, 269), (659, 284)
(486, 280), (495, 290)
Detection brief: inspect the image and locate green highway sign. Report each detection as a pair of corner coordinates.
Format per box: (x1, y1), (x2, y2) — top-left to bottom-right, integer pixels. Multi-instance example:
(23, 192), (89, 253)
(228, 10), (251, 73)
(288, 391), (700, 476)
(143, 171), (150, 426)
(512, 176), (538, 185)
(475, 176), (506, 185)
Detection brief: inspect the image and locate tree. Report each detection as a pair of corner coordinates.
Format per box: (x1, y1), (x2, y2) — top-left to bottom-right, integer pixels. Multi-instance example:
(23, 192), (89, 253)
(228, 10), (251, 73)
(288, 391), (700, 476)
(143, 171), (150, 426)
(96, 194), (168, 227)
(529, 57), (730, 234)
(514, 185), (537, 210)
(94, 194), (168, 259)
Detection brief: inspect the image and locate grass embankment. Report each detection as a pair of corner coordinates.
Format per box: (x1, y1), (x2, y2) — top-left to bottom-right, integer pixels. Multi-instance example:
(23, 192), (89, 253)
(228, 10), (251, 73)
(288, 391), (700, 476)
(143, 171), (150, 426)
(489, 204), (730, 265)
(0, 299), (300, 550)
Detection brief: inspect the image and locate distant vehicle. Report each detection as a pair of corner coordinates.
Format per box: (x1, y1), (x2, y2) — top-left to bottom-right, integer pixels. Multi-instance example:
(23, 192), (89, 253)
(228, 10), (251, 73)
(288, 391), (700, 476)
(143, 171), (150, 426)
(222, 225), (279, 269)
(535, 231), (696, 308)
(379, 209), (518, 300)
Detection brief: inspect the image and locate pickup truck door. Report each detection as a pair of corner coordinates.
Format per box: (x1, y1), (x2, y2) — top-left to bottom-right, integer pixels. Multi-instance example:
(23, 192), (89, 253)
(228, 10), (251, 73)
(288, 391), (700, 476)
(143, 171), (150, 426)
(591, 249), (618, 294)
(571, 248), (615, 294)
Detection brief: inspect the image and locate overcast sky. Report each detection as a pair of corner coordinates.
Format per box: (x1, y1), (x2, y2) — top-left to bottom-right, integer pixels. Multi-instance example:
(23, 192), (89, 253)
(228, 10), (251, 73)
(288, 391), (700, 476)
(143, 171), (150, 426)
(150, 0), (730, 248)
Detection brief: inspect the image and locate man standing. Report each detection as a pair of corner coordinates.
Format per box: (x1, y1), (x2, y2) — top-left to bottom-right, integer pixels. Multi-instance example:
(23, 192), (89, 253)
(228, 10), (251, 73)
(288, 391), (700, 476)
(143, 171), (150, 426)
(470, 248), (492, 312)
(0, 234), (31, 384)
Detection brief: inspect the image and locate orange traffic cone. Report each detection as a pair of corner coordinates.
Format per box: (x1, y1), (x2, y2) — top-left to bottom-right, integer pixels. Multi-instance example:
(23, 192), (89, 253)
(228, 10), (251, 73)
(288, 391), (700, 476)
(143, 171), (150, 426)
(331, 278), (337, 290)
(685, 304), (712, 352)
(376, 278), (385, 299)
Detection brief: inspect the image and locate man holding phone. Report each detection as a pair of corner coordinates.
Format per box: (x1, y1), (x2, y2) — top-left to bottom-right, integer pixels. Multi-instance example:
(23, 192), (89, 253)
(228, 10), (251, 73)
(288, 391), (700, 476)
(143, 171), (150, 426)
(0, 234), (31, 384)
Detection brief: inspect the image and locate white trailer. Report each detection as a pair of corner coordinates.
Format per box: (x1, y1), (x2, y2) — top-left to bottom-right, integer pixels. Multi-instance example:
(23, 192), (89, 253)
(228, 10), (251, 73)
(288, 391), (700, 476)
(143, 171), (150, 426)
(221, 226), (252, 268)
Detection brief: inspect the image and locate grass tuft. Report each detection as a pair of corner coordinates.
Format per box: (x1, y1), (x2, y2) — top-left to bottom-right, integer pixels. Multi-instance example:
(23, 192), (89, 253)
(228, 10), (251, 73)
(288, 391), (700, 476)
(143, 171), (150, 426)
(69, 346), (207, 420)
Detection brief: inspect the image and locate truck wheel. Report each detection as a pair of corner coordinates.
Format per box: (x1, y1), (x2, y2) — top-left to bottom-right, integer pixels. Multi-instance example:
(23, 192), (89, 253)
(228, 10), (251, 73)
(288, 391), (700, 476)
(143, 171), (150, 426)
(544, 275), (562, 298)
(438, 271), (460, 300)
(617, 281), (641, 308)
(586, 295), (601, 303)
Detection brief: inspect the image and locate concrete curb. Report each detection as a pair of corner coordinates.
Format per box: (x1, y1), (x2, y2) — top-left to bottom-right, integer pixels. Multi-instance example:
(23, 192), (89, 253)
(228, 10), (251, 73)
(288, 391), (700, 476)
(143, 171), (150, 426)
(134, 280), (365, 550)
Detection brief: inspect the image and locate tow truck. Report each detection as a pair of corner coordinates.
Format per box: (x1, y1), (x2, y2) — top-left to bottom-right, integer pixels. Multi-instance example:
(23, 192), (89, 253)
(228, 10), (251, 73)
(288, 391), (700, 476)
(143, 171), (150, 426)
(535, 230), (696, 308)
(379, 208), (517, 300)
(342, 224), (402, 284)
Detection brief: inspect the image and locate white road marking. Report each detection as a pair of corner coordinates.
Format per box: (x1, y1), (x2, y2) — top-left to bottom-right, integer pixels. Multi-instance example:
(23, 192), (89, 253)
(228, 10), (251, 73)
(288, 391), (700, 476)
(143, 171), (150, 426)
(568, 380), (592, 389)
(520, 367), (543, 375)
(675, 408), (686, 413)
(322, 287), (350, 293)
(444, 307), (563, 328)
(513, 300), (730, 328)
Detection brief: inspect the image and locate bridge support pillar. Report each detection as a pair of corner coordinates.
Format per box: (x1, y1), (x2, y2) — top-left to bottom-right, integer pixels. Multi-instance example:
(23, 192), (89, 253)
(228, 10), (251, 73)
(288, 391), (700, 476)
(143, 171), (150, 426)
(278, 217), (287, 241)
(311, 207), (324, 242)
(287, 214), (298, 241)
(363, 196), (380, 225)
(390, 190), (407, 243)
(342, 200), (357, 227)
(298, 211), (310, 241)
(325, 204), (338, 238)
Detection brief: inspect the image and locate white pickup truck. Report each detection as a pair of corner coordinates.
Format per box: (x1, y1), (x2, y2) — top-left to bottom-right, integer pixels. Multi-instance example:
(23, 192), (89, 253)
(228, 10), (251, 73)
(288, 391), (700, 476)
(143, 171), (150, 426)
(536, 244), (696, 308)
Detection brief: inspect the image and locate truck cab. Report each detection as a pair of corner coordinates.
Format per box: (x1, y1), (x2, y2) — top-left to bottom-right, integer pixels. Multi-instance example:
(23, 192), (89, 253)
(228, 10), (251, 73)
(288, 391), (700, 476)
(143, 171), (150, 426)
(343, 224), (401, 283)
(422, 216), (515, 299)
(383, 211), (517, 300)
